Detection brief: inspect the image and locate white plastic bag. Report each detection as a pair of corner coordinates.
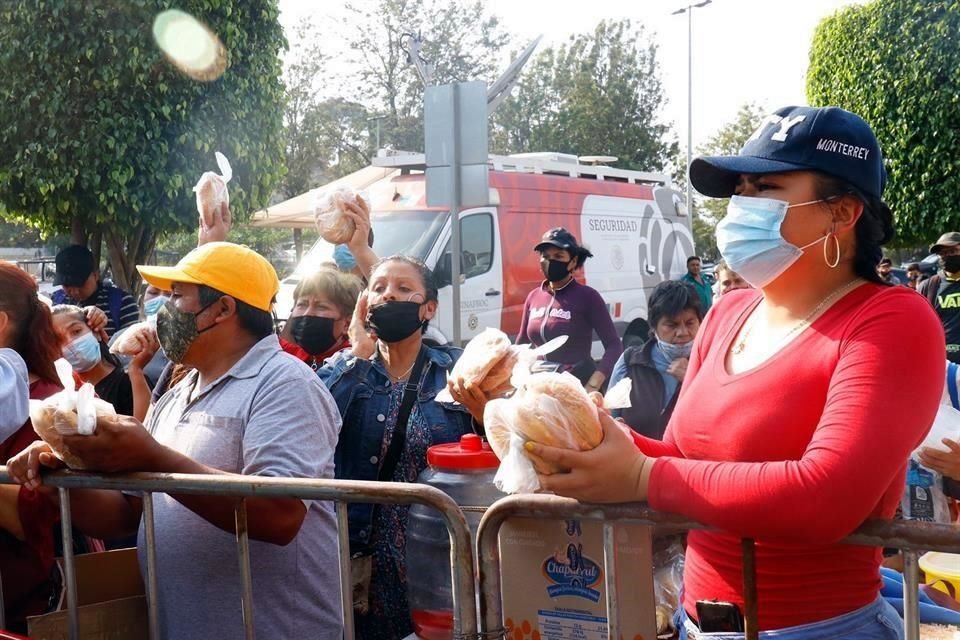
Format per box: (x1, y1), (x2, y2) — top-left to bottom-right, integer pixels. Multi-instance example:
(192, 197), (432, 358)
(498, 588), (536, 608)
(30, 365), (115, 468)
(485, 371), (602, 494)
(917, 403), (960, 453)
(313, 187), (370, 245)
(109, 320), (157, 357)
(193, 151), (232, 228)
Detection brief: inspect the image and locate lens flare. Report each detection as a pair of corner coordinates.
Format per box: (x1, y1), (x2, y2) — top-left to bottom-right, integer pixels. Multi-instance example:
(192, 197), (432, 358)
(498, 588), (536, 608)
(152, 9), (227, 82)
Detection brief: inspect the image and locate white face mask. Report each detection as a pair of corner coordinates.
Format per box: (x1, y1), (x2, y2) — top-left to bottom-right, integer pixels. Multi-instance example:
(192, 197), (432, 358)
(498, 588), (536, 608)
(716, 195), (830, 288)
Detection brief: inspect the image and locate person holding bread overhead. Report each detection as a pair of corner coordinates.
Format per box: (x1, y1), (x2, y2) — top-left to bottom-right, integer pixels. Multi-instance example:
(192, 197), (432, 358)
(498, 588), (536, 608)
(517, 227), (622, 392)
(526, 106), (944, 639)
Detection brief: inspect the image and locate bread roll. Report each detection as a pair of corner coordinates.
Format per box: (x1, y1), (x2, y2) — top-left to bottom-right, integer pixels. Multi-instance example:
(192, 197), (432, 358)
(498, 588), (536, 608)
(30, 389), (116, 470)
(478, 348), (519, 397)
(314, 189), (369, 245)
(484, 372), (601, 475)
(452, 328), (513, 388)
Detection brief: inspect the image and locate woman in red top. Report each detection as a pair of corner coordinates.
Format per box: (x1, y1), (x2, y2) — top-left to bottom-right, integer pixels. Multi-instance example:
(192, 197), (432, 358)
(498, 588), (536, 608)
(280, 269), (363, 369)
(528, 107), (943, 639)
(0, 263), (67, 633)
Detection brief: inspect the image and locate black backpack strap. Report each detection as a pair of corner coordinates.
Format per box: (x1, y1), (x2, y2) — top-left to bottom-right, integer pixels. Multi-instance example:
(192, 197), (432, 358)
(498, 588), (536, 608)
(377, 346), (428, 483)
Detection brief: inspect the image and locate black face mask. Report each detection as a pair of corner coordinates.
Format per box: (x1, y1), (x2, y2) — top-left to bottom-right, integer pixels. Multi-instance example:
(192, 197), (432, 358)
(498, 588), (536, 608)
(288, 315), (339, 356)
(541, 258), (571, 283)
(942, 255), (960, 274)
(367, 301), (425, 343)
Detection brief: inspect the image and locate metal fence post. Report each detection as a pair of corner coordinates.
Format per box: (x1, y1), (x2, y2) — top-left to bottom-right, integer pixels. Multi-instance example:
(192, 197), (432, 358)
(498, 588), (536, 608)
(235, 499), (256, 640)
(58, 488), (79, 640)
(142, 492), (161, 640)
(602, 523), (620, 640)
(902, 550), (921, 640)
(336, 502), (355, 640)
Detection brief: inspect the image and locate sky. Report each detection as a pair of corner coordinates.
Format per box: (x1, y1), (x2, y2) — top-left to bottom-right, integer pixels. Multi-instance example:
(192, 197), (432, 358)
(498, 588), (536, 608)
(277, 0), (866, 153)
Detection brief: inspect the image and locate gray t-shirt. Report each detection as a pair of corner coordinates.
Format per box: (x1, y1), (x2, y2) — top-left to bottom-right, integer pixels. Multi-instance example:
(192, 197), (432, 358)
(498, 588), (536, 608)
(139, 335), (343, 640)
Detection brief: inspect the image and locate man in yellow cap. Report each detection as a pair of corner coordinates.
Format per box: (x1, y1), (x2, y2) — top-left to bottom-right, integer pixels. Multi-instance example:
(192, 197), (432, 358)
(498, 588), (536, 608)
(9, 242), (344, 640)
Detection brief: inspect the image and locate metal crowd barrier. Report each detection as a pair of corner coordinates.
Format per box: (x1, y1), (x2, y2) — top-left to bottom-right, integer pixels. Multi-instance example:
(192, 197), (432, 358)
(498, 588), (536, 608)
(476, 494), (960, 640)
(0, 469), (477, 640)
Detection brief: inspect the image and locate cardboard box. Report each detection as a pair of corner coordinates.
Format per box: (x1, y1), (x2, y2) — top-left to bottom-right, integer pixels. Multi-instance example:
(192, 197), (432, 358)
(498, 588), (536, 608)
(499, 519), (657, 640)
(27, 548), (148, 640)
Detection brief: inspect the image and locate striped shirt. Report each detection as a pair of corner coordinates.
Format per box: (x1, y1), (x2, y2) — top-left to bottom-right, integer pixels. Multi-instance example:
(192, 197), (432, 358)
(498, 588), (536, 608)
(53, 283), (139, 338)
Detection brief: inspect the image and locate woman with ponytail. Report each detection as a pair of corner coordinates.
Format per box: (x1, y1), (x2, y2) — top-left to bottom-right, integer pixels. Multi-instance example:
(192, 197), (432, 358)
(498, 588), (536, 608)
(0, 263), (70, 633)
(528, 107), (943, 639)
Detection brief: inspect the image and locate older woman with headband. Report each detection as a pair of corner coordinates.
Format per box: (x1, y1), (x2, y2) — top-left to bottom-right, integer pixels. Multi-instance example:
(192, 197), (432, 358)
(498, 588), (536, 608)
(528, 106), (943, 640)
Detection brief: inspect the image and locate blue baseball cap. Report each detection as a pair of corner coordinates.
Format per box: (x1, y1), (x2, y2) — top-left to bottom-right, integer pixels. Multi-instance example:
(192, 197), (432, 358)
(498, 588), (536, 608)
(690, 106), (886, 200)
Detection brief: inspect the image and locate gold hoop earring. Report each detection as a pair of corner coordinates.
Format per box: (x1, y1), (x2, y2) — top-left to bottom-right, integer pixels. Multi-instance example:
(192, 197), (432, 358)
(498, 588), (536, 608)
(824, 233), (841, 269)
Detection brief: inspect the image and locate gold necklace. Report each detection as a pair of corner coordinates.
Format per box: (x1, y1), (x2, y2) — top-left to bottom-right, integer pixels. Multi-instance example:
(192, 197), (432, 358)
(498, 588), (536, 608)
(731, 278), (863, 355)
(386, 360), (416, 383)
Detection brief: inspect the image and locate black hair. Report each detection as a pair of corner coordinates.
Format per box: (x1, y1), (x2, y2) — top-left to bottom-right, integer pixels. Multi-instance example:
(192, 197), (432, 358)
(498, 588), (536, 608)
(370, 255), (439, 303)
(812, 172), (894, 285)
(197, 285), (275, 339)
(648, 281), (703, 332)
(878, 257), (892, 266)
(907, 262), (921, 271)
(686, 255), (702, 266)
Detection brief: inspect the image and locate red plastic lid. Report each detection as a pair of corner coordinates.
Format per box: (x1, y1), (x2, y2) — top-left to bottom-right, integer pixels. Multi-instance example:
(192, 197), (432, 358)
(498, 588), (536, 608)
(427, 434), (500, 470)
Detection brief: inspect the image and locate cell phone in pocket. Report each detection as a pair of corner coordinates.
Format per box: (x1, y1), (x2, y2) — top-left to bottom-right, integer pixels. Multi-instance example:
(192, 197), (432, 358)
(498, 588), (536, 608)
(695, 600), (744, 632)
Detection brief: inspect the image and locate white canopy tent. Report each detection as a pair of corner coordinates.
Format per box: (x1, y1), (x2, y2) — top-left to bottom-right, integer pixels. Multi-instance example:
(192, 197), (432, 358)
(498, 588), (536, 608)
(249, 165), (400, 229)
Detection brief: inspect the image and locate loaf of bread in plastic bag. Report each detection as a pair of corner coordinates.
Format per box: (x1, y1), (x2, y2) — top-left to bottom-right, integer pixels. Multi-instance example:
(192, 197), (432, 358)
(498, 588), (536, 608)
(193, 152), (232, 228)
(30, 384), (116, 469)
(485, 372), (602, 476)
(313, 188), (370, 244)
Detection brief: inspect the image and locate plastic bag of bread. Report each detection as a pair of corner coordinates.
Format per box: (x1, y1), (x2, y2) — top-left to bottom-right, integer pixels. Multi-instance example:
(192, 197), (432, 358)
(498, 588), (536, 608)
(30, 380), (116, 469)
(436, 329), (514, 403)
(485, 371), (602, 493)
(313, 187), (370, 245)
(109, 320), (157, 357)
(436, 334), (569, 404)
(193, 151), (233, 228)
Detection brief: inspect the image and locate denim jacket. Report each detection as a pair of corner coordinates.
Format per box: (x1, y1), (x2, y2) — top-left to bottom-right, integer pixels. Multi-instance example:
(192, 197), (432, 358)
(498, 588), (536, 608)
(317, 344), (475, 549)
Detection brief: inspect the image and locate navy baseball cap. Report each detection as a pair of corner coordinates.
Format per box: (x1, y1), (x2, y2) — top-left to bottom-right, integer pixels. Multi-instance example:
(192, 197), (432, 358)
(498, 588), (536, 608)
(54, 245), (96, 286)
(535, 227), (579, 252)
(690, 106), (886, 200)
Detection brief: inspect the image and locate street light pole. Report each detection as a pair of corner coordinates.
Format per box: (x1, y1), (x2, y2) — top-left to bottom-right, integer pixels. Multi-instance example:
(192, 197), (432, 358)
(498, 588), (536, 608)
(672, 0), (713, 218)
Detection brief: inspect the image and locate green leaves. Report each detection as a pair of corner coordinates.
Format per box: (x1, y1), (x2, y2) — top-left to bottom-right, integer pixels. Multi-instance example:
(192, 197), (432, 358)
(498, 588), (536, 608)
(807, 0), (960, 247)
(0, 0), (287, 290)
(489, 19), (676, 173)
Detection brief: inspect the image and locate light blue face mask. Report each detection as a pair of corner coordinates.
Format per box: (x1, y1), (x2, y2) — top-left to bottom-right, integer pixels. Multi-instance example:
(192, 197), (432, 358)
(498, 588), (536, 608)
(333, 244), (358, 271)
(716, 195), (829, 289)
(656, 337), (693, 361)
(143, 295), (170, 318)
(62, 332), (102, 373)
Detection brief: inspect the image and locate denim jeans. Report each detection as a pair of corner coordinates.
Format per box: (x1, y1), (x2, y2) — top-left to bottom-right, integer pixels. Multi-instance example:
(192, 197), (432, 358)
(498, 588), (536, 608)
(678, 596), (904, 640)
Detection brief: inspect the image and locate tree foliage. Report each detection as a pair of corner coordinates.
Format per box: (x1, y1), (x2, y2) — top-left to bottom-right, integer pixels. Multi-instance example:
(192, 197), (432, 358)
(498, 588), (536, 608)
(0, 0), (287, 291)
(806, 0), (960, 247)
(342, 0), (511, 152)
(490, 20), (677, 172)
(666, 104), (767, 260)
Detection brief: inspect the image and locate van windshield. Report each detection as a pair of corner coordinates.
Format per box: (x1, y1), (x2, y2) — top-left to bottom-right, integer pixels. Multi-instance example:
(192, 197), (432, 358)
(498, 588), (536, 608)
(294, 210), (448, 277)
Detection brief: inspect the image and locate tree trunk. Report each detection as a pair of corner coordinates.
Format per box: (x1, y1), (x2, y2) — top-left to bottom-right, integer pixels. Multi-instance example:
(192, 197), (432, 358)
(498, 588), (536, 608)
(104, 224), (156, 296)
(70, 217), (88, 247)
(89, 228), (102, 273)
(293, 228), (303, 261)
